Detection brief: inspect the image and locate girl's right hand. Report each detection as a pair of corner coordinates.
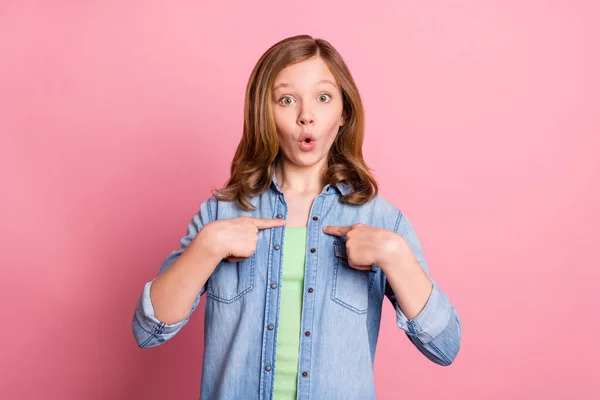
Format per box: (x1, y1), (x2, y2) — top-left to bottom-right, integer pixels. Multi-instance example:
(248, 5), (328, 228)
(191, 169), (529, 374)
(196, 216), (286, 262)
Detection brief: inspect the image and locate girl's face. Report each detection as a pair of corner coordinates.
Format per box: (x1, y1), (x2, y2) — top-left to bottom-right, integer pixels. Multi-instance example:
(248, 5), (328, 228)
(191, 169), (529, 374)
(272, 56), (345, 168)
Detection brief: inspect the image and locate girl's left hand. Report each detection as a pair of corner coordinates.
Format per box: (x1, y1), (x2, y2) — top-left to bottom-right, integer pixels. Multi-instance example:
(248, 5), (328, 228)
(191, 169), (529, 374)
(322, 224), (415, 271)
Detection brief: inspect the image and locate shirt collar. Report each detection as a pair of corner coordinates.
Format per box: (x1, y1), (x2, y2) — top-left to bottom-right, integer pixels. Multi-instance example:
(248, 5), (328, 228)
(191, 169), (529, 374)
(270, 169), (353, 196)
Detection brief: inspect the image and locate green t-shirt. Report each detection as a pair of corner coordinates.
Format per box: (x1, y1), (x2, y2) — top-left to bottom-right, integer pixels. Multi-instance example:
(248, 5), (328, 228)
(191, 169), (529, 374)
(273, 226), (307, 399)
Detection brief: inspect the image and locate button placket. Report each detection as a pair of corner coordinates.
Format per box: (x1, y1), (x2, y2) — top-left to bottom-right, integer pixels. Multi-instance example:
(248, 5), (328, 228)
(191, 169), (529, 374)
(261, 202), (286, 397)
(296, 198), (325, 395)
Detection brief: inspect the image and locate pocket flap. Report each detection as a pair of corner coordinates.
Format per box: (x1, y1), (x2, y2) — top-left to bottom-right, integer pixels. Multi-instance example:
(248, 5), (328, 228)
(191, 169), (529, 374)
(333, 240), (347, 259)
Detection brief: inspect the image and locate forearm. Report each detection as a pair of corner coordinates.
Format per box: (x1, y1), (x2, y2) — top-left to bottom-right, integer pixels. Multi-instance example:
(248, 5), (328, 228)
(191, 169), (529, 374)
(383, 266), (461, 365)
(380, 257), (433, 320)
(150, 238), (222, 324)
(380, 212), (461, 365)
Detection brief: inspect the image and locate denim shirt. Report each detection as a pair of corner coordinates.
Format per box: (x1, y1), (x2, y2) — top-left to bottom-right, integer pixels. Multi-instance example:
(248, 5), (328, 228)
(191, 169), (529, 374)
(132, 173), (462, 400)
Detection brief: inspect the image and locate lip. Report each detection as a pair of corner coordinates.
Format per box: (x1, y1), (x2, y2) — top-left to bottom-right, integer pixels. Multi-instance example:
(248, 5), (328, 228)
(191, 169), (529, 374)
(299, 140), (316, 151)
(298, 133), (316, 151)
(299, 133), (316, 142)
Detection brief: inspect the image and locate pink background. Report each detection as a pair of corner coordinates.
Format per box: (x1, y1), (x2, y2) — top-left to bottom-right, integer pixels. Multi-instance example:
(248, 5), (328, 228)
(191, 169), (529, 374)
(1, 1), (599, 399)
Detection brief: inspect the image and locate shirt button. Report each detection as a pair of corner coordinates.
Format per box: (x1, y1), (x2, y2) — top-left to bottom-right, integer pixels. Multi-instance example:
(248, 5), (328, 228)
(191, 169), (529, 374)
(302, 371), (308, 377)
(308, 288), (313, 293)
(274, 244), (280, 250)
(268, 324), (274, 330)
(310, 248), (316, 253)
(312, 216), (319, 221)
(266, 365), (272, 372)
(305, 331), (310, 337)
(276, 213), (283, 219)
(271, 283), (277, 289)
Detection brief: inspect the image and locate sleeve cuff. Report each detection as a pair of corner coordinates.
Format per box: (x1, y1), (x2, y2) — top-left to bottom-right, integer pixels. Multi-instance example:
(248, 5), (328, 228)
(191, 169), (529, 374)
(394, 280), (453, 344)
(135, 279), (203, 336)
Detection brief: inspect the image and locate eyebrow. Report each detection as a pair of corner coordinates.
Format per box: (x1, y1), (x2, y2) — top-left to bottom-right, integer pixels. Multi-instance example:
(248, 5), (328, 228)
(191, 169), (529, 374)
(272, 79), (338, 92)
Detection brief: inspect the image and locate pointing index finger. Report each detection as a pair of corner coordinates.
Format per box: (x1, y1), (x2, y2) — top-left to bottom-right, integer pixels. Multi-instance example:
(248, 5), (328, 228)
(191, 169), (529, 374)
(251, 217), (286, 230)
(322, 225), (352, 237)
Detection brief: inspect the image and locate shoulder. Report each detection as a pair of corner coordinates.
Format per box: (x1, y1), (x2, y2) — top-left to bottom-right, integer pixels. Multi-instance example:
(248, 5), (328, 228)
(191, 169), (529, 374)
(335, 192), (404, 232)
(199, 192), (268, 221)
(369, 193), (404, 232)
(369, 193), (402, 215)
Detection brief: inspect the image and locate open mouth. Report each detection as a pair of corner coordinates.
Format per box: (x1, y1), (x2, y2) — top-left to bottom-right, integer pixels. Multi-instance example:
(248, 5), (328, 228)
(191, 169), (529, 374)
(298, 134), (316, 151)
(299, 133), (316, 143)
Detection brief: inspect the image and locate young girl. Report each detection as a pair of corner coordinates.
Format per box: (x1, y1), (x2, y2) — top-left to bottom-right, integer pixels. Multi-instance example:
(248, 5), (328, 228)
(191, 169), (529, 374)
(133, 34), (461, 400)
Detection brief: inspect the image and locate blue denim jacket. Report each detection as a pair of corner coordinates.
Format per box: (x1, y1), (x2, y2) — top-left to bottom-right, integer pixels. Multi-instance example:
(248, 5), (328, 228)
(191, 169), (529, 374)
(132, 173), (461, 399)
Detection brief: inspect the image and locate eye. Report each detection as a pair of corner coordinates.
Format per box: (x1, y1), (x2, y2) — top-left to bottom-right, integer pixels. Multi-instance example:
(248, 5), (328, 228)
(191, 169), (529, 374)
(279, 96), (295, 106)
(318, 93), (332, 103)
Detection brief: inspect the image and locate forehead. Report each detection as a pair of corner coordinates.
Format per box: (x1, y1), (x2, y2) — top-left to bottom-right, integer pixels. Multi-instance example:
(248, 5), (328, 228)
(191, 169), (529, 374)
(273, 56), (337, 88)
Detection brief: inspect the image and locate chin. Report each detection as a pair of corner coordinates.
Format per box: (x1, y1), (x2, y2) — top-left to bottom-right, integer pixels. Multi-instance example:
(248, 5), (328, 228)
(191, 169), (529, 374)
(297, 152), (325, 166)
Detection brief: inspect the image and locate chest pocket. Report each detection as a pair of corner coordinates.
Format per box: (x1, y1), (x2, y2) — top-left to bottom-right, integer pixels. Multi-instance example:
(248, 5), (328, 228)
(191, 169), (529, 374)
(332, 240), (376, 314)
(207, 255), (255, 303)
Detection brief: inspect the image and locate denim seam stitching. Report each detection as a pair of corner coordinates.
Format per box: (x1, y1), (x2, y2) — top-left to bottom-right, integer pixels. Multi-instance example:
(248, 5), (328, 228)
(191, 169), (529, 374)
(259, 196), (281, 399)
(428, 341), (452, 366)
(207, 197), (214, 223)
(332, 254), (369, 314)
(269, 206), (286, 398)
(205, 258), (255, 303)
(393, 211), (402, 234)
(307, 195), (326, 396)
(134, 313), (156, 336)
(139, 335), (156, 348)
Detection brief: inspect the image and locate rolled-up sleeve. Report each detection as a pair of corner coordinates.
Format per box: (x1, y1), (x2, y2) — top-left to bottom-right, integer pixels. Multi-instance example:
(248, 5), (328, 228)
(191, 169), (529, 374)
(385, 211), (462, 366)
(132, 198), (213, 348)
(393, 280), (454, 343)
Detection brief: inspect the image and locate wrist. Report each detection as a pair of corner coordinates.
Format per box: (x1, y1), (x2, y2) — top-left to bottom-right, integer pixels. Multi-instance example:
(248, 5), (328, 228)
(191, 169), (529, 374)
(378, 234), (414, 273)
(190, 224), (226, 262)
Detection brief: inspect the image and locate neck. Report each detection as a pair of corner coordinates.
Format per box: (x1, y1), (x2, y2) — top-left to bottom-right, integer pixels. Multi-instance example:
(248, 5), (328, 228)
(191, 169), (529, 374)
(275, 157), (327, 195)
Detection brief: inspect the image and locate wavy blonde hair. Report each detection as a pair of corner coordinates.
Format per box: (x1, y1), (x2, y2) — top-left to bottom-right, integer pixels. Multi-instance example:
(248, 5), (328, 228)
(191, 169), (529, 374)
(213, 34), (378, 211)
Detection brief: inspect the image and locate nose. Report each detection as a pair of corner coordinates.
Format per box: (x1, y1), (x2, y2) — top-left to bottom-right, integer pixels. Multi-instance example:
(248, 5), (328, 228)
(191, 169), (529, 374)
(298, 105), (314, 126)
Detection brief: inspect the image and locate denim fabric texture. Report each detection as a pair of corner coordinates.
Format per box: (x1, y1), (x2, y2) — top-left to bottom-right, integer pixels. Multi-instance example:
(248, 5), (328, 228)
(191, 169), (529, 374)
(132, 172), (461, 399)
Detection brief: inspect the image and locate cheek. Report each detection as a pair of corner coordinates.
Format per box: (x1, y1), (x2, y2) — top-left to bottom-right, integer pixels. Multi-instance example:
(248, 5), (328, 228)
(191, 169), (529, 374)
(273, 109), (295, 135)
(317, 106), (344, 133)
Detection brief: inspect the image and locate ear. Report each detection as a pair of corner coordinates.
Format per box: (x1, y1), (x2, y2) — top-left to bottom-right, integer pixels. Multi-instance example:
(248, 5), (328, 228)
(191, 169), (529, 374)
(339, 114), (346, 127)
